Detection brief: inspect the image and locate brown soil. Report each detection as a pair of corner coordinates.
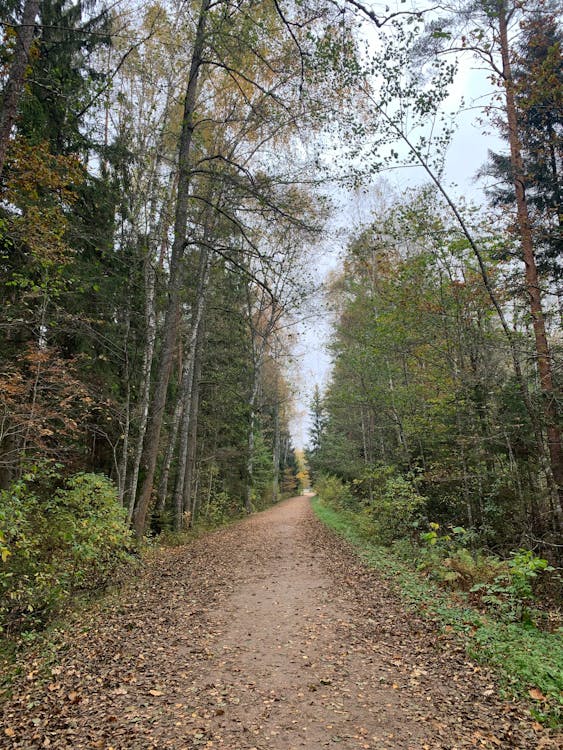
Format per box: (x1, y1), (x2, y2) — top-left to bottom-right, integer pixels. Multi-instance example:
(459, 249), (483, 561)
(1, 496), (560, 749)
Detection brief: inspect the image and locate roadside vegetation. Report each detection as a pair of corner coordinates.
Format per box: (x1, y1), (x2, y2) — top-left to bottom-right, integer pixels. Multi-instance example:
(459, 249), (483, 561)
(312, 482), (562, 726)
(0, 466), (302, 633)
(0, 468), (136, 637)
(1, 0), (561, 736)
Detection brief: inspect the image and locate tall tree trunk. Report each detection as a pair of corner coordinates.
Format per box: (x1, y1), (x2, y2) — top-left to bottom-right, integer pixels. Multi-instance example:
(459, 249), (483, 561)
(360, 407), (369, 465)
(156, 358), (187, 513)
(118, 301), (132, 505)
(272, 399), (280, 503)
(0, 0), (40, 179)
(245, 394), (257, 513)
(173, 248), (211, 530)
(182, 326), (203, 520)
(122, 97), (179, 519)
(132, 0), (211, 537)
(498, 2), (563, 530)
(127, 256), (157, 523)
(130, 169), (179, 521)
(385, 359), (409, 465)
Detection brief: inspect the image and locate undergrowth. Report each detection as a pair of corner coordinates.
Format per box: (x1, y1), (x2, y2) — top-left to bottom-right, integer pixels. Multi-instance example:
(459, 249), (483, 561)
(0, 490), (285, 699)
(0, 469), (137, 636)
(312, 497), (563, 728)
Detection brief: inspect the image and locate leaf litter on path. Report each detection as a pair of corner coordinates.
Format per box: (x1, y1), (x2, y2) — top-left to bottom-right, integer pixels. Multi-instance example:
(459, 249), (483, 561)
(1, 496), (561, 749)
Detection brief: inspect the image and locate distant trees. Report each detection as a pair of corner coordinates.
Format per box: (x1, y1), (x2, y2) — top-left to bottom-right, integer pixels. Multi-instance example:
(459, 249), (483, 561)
(309, 188), (560, 549)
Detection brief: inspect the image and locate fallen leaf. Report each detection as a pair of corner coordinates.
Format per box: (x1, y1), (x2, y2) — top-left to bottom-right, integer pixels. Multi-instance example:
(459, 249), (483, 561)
(529, 688), (546, 701)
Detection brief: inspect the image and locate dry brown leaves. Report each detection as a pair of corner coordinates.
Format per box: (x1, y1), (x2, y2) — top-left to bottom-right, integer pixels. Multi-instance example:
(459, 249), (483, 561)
(1, 497), (561, 749)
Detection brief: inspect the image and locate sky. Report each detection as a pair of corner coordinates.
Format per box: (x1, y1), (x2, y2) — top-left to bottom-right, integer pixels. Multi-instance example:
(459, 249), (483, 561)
(289, 43), (505, 449)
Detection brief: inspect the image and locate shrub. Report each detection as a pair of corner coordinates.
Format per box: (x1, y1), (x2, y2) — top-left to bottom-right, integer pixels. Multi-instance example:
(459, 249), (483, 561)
(314, 475), (355, 510)
(470, 549), (555, 624)
(317, 469), (426, 544)
(419, 527), (506, 590)
(0, 470), (135, 634)
(418, 526), (555, 624)
(370, 474), (427, 544)
(203, 489), (236, 524)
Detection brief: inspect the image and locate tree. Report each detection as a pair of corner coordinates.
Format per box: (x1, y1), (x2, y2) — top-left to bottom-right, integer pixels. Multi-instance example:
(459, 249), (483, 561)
(0, 0), (40, 178)
(312, 188), (554, 545)
(130, 0), (334, 535)
(335, 0), (563, 531)
(483, 8), (562, 305)
(132, 0), (212, 537)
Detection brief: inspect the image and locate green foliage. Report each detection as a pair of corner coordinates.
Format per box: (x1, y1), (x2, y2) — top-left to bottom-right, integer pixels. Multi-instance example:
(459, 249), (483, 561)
(0, 471), (135, 634)
(317, 466), (426, 545)
(203, 490), (238, 526)
(418, 523), (504, 588)
(508, 549), (554, 599)
(471, 622), (562, 727)
(368, 472), (427, 544)
(308, 188), (559, 550)
(314, 475), (355, 510)
(416, 524), (556, 624)
(249, 430), (274, 509)
(469, 550), (555, 624)
(401, 523), (559, 632)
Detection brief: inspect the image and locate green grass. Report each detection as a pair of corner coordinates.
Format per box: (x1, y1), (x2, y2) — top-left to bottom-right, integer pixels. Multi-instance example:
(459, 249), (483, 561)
(312, 497), (563, 727)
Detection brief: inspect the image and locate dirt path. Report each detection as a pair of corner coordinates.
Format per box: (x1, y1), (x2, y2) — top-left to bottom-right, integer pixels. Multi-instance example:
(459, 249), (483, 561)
(1, 496), (559, 749)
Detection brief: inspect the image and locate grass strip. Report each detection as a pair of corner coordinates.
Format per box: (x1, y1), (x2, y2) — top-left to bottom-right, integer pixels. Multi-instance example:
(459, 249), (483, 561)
(312, 497), (562, 727)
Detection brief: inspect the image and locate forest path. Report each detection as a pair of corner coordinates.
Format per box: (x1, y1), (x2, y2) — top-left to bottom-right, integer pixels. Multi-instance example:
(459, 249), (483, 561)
(2, 496), (558, 749)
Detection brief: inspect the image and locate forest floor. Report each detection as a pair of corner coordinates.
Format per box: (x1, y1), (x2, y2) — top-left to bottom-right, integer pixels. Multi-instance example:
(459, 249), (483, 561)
(1, 495), (561, 750)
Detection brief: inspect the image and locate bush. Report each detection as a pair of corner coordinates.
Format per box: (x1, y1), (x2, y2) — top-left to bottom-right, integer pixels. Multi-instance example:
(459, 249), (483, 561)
(418, 526), (506, 590)
(370, 474), (427, 544)
(418, 526), (556, 624)
(316, 469), (426, 545)
(203, 489), (237, 524)
(469, 549), (555, 624)
(314, 475), (355, 510)
(0, 470), (135, 634)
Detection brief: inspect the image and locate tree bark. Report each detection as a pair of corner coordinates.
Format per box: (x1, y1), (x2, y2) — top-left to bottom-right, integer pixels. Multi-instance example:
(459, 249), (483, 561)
(156, 359), (187, 513)
(245, 381), (259, 513)
(182, 326), (203, 520)
(133, 0), (211, 537)
(173, 248), (211, 530)
(118, 301), (132, 505)
(272, 398), (280, 503)
(0, 0), (40, 179)
(498, 1), (563, 529)
(127, 255), (157, 523)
